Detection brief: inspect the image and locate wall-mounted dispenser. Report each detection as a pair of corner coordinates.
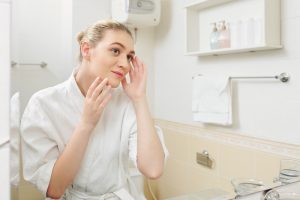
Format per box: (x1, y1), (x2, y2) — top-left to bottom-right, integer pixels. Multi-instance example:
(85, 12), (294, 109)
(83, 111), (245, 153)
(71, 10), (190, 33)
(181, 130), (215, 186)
(111, 0), (161, 28)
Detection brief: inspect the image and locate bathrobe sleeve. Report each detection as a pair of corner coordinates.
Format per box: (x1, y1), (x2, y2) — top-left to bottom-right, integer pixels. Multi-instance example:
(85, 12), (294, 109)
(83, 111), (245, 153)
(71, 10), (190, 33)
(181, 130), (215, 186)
(126, 102), (169, 167)
(21, 96), (59, 197)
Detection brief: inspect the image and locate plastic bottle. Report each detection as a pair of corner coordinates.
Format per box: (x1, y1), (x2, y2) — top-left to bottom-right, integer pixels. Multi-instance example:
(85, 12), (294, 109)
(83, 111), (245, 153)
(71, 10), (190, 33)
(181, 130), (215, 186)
(218, 20), (231, 48)
(210, 22), (219, 50)
(230, 20), (242, 49)
(254, 17), (262, 46)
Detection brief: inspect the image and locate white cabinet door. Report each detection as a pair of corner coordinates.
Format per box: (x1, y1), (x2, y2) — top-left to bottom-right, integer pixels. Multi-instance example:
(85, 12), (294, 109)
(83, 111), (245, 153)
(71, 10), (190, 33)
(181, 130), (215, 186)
(0, 1), (10, 145)
(0, 1), (11, 200)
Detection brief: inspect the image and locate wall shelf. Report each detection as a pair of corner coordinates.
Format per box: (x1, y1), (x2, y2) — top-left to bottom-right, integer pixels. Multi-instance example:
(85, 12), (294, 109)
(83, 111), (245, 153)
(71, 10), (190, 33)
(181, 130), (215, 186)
(184, 0), (282, 56)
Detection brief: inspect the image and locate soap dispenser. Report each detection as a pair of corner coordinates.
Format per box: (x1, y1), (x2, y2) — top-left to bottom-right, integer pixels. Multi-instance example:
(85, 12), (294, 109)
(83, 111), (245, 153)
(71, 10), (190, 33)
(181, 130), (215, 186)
(218, 20), (231, 48)
(210, 22), (219, 50)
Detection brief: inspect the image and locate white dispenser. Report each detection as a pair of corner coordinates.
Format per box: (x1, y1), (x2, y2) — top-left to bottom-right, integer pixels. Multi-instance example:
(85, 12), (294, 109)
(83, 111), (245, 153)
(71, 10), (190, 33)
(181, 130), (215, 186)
(111, 0), (161, 28)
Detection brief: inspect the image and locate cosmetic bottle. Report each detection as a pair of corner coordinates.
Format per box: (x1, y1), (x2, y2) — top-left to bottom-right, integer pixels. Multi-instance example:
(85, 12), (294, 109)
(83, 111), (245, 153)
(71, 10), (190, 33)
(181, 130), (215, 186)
(218, 20), (230, 48)
(230, 20), (242, 48)
(254, 17), (262, 45)
(210, 22), (219, 50)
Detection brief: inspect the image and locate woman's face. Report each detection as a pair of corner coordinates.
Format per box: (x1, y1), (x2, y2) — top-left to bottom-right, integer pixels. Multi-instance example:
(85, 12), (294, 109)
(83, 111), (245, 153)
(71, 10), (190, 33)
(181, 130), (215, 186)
(87, 30), (135, 88)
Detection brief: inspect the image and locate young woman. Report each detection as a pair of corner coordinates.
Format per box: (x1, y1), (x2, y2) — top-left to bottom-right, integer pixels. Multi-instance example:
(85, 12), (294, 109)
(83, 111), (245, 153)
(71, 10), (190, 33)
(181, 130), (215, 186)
(21, 20), (168, 200)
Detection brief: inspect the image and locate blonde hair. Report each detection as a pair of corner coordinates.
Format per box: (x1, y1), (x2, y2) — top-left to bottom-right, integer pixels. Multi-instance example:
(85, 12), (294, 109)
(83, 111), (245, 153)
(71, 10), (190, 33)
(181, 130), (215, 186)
(76, 19), (132, 62)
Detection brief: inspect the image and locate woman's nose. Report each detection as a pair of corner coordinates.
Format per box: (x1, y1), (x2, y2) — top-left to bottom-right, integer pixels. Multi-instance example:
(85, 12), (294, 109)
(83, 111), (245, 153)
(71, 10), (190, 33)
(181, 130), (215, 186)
(118, 55), (130, 70)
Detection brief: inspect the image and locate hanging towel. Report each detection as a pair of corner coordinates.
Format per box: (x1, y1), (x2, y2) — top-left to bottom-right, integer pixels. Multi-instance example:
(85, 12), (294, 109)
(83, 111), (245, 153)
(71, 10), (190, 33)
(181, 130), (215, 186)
(192, 74), (232, 125)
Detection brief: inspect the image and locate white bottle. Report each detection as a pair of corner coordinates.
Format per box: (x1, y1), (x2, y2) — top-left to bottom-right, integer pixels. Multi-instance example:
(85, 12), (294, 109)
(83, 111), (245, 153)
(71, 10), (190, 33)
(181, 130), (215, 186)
(254, 17), (263, 46)
(230, 20), (242, 49)
(246, 18), (255, 47)
(210, 22), (219, 50)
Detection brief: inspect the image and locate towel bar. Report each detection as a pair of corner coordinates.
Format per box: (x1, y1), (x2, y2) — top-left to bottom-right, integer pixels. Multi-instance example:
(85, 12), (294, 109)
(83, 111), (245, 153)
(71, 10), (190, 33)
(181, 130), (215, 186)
(192, 72), (290, 83)
(0, 140), (9, 148)
(11, 61), (47, 68)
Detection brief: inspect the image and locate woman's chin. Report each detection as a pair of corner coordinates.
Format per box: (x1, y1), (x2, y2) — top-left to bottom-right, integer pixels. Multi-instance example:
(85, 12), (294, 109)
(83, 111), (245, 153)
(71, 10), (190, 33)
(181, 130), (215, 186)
(108, 79), (121, 88)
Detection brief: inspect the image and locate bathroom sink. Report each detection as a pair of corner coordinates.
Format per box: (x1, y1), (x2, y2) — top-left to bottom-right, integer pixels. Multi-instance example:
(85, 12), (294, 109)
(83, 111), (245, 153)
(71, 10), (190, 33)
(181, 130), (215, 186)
(280, 192), (300, 200)
(165, 188), (230, 200)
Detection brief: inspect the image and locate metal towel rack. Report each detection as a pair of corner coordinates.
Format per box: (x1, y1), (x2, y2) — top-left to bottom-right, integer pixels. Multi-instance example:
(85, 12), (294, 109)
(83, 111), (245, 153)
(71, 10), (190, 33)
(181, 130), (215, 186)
(0, 140), (9, 149)
(192, 72), (290, 83)
(11, 61), (47, 68)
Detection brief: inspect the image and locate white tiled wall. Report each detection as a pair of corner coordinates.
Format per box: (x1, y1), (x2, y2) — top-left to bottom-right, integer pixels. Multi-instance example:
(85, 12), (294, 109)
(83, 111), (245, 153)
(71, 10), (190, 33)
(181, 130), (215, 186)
(0, 0), (11, 200)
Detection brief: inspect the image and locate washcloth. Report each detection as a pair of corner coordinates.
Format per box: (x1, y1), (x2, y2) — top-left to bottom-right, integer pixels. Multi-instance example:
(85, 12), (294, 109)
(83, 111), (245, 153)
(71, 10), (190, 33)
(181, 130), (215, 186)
(192, 74), (232, 125)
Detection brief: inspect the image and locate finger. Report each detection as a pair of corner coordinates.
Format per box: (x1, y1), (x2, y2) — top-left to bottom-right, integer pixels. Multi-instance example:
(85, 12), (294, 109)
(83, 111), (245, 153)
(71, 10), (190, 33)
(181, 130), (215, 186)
(132, 56), (139, 73)
(136, 56), (145, 74)
(121, 77), (128, 90)
(98, 92), (112, 110)
(129, 68), (134, 82)
(92, 78), (108, 100)
(96, 84), (111, 104)
(86, 77), (101, 98)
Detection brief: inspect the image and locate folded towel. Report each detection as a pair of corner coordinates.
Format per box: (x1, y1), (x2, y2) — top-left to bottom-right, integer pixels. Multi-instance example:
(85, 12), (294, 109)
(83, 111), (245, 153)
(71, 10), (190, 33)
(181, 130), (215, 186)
(192, 75), (232, 125)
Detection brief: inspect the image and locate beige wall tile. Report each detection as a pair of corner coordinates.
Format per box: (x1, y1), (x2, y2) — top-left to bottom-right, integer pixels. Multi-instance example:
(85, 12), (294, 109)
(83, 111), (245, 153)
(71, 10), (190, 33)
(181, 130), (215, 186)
(254, 150), (281, 185)
(217, 177), (236, 196)
(18, 182), (43, 200)
(10, 186), (19, 200)
(219, 143), (255, 180)
(186, 166), (220, 194)
(254, 151), (295, 185)
(163, 129), (189, 162)
(155, 121), (299, 199)
(156, 158), (189, 199)
(187, 134), (219, 176)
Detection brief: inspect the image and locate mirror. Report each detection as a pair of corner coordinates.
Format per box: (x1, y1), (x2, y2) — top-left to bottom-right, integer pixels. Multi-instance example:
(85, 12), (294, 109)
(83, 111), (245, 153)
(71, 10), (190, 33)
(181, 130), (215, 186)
(10, 0), (300, 200)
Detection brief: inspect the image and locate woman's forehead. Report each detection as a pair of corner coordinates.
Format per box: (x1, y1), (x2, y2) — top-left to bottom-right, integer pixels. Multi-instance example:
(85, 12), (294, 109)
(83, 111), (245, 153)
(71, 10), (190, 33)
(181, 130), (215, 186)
(102, 30), (134, 49)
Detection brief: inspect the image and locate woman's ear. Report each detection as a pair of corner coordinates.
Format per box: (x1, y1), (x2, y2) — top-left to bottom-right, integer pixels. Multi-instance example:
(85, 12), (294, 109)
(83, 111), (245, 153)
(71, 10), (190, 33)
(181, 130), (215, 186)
(81, 42), (91, 61)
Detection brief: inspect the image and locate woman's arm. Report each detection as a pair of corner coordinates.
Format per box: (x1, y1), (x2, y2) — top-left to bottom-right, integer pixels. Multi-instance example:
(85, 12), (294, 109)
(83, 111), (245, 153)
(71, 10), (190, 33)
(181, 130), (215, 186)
(46, 78), (111, 199)
(133, 97), (165, 179)
(122, 56), (165, 179)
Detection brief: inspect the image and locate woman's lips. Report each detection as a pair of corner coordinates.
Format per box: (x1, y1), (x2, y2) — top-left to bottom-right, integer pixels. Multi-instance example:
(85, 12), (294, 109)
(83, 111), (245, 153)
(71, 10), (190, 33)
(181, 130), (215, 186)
(111, 71), (124, 78)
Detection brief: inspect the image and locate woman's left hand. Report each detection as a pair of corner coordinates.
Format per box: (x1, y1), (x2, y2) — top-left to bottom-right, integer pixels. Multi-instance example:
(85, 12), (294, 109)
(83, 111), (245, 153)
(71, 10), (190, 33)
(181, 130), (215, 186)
(122, 56), (147, 102)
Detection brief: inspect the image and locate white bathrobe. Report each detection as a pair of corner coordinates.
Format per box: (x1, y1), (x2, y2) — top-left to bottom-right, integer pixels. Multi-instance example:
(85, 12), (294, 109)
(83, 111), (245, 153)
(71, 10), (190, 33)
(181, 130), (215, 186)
(21, 72), (168, 200)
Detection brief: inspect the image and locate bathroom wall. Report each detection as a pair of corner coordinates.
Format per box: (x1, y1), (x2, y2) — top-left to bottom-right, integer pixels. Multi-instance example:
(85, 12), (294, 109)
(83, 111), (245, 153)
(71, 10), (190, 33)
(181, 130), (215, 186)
(152, 120), (299, 199)
(10, 0), (67, 111)
(0, 0), (11, 199)
(152, 0), (300, 145)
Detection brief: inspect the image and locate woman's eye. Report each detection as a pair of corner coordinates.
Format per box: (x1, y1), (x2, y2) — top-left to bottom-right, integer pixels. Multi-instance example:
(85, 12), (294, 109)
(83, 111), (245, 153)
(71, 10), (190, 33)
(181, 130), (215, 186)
(111, 48), (120, 55)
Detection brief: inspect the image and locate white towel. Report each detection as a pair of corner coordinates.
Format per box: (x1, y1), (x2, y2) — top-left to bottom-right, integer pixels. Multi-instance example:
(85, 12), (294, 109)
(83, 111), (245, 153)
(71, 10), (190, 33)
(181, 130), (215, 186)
(10, 92), (21, 186)
(192, 75), (232, 125)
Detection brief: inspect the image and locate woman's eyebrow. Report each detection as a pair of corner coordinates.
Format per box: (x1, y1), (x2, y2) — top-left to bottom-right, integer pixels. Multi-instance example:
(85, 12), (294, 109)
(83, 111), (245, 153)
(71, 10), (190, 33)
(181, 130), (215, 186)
(111, 42), (135, 55)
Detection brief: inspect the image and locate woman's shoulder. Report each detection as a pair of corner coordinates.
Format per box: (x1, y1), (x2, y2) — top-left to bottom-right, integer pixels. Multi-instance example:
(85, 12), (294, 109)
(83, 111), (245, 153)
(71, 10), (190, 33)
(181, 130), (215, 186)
(28, 80), (69, 107)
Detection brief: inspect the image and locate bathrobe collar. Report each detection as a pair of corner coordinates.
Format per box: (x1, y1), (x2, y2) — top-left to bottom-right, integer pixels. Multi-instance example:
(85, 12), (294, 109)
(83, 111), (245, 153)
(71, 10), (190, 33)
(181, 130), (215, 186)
(68, 69), (85, 114)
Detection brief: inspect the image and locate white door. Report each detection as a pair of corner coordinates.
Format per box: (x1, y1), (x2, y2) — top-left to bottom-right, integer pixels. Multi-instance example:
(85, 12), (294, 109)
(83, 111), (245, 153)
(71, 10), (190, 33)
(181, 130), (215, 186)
(0, 0), (11, 200)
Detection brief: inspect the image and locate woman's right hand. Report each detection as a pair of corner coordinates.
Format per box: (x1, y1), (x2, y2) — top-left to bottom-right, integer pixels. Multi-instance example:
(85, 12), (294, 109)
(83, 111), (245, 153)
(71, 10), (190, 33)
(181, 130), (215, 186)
(80, 77), (112, 130)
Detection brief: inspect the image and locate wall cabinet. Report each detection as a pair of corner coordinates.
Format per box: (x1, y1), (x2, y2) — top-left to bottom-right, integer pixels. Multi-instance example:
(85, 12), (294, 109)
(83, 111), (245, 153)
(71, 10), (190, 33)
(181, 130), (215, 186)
(184, 0), (282, 56)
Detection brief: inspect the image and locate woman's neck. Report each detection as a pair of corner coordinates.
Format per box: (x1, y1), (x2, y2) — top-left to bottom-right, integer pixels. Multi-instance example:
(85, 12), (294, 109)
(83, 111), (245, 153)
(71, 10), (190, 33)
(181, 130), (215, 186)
(75, 64), (92, 97)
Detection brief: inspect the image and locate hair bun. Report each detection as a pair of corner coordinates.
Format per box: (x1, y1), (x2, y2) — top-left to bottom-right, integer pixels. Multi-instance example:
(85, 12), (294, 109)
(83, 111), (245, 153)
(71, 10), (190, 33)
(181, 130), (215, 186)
(77, 31), (85, 43)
